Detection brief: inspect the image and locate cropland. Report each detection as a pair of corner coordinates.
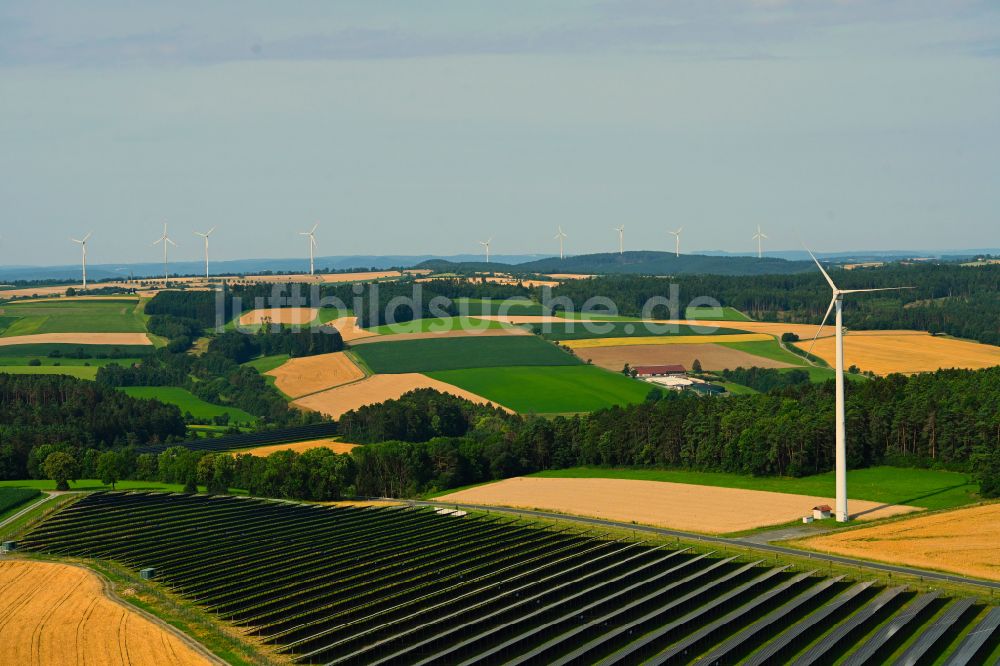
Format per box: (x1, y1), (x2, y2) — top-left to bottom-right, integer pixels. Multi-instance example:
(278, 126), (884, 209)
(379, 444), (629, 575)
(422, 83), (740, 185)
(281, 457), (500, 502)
(234, 439), (359, 456)
(121, 386), (255, 424)
(0, 559), (212, 666)
(439, 477), (918, 534)
(18, 492), (1000, 665)
(803, 330), (1000, 374)
(797, 503), (1000, 582)
(294, 372), (507, 418)
(238, 306), (319, 327)
(352, 335), (580, 373)
(0, 298), (146, 335)
(266, 351), (365, 398)
(578, 342), (796, 371)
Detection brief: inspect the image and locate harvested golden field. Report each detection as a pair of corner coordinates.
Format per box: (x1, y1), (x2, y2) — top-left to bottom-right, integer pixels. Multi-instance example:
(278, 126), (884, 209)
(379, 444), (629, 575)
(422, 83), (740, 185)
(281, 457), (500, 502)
(235, 439), (359, 456)
(238, 307), (318, 326)
(797, 503), (1000, 581)
(545, 273), (596, 280)
(658, 319), (828, 340)
(294, 373), (507, 418)
(806, 330), (1000, 374)
(578, 343), (795, 371)
(327, 316), (378, 342)
(0, 560), (212, 666)
(440, 477), (918, 534)
(564, 333), (772, 349)
(266, 351), (364, 398)
(0, 332), (152, 347)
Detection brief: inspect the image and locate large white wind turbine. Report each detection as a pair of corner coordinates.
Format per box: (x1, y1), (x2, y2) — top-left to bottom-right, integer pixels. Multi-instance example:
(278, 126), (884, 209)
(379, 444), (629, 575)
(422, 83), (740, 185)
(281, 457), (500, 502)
(479, 238), (492, 264)
(194, 227), (216, 279)
(805, 248), (911, 522)
(614, 225), (624, 255)
(152, 223), (176, 286)
(753, 225), (767, 259)
(668, 227), (683, 258)
(554, 226), (567, 260)
(71, 232), (93, 289)
(299, 223), (318, 275)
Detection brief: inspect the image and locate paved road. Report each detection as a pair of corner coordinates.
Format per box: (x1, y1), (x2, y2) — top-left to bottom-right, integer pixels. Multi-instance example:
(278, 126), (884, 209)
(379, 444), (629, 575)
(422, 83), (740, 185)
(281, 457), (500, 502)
(408, 499), (1000, 592)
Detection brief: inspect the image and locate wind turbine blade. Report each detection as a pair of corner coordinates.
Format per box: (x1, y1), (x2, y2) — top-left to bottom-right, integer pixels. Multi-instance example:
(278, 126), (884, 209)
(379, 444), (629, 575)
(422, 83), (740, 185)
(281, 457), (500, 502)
(804, 245), (837, 291)
(167, 238), (177, 246)
(71, 238), (82, 244)
(310, 223), (318, 234)
(807, 297), (837, 357)
(206, 226), (216, 236)
(82, 232), (92, 242)
(761, 233), (767, 239)
(153, 238), (163, 245)
(676, 227), (683, 234)
(839, 286), (914, 294)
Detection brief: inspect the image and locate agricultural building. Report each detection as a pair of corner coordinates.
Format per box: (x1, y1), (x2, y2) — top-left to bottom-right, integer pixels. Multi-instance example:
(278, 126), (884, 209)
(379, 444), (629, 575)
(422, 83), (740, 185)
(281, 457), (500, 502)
(633, 364), (687, 377)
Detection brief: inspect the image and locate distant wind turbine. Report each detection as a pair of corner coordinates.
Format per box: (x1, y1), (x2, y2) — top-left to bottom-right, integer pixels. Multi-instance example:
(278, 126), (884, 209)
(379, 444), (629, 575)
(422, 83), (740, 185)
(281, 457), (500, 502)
(614, 225), (624, 255)
(193, 227), (216, 279)
(753, 225), (767, 259)
(299, 223), (318, 275)
(805, 246), (911, 522)
(71, 232), (93, 289)
(668, 227), (683, 257)
(554, 226), (567, 260)
(479, 238), (492, 264)
(152, 223), (176, 286)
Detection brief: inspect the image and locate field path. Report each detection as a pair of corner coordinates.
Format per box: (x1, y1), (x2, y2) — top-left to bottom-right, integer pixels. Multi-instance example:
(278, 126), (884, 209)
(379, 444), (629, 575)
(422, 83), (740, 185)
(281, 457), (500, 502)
(0, 333), (152, 347)
(440, 477), (918, 534)
(0, 560), (218, 665)
(294, 373), (510, 418)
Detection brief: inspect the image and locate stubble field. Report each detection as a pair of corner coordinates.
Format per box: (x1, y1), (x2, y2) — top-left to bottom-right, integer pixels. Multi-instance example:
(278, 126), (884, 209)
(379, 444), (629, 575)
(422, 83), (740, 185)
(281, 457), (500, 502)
(265, 351), (364, 398)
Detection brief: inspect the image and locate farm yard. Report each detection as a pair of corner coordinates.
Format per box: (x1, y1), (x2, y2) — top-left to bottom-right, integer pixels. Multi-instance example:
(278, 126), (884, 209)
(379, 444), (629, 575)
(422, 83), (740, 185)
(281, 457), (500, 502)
(796, 503), (1000, 582)
(0, 560), (212, 666)
(427, 365), (653, 414)
(16, 492), (1000, 665)
(265, 351), (364, 398)
(437, 477), (919, 534)
(293, 373), (506, 418)
(120, 386), (255, 425)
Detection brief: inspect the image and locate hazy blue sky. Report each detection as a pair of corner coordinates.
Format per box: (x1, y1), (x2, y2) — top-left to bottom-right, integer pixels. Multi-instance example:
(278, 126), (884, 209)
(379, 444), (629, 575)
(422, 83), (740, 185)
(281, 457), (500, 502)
(1, 1), (998, 265)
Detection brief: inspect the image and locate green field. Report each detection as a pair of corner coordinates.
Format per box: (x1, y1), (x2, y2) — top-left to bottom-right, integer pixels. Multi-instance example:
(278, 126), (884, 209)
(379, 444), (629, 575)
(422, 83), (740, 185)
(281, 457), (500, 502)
(317, 307), (353, 323)
(369, 317), (512, 335)
(685, 306), (752, 321)
(0, 342), (153, 357)
(0, 365), (98, 379)
(538, 321), (748, 341)
(427, 365), (653, 414)
(717, 338), (812, 365)
(530, 466), (978, 511)
(353, 335), (580, 374)
(241, 354), (290, 374)
(0, 487), (42, 523)
(0, 479), (221, 493)
(0, 299), (146, 335)
(454, 297), (547, 317)
(120, 386), (255, 424)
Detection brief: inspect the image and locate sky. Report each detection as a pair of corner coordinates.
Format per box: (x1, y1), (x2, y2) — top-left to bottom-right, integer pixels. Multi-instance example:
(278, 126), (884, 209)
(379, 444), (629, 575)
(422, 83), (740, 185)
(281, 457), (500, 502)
(1, 1), (998, 266)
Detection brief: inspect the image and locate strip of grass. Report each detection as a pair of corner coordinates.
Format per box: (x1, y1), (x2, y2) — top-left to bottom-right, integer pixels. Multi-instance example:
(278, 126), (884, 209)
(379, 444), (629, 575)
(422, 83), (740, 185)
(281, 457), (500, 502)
(120, 387), (255, 424)
(0, 299), (146, 335)
(241, 354), (290, 374)
(529, 466), (979, 510)
(427, 365), (653, 413)
(368, 317), (511, 335)
(0, 355), (140, 367)
(317, 307), (353, 323)
(454, 297), (547, 317)
(0, 365), (98, 379)
(538, 321), (748, 341)
(0, 479), (194, 492)
(353, 335), (580, 373)
(685, 306), (752, 321)
(716, 338), (810, 365)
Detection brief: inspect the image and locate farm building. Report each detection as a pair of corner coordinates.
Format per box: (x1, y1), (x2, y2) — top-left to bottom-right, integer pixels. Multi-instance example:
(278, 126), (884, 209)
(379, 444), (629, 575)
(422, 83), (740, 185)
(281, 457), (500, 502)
(647, 376), (694, 390)
(813, 504), (833, 520)
(633, 364), (686, 377)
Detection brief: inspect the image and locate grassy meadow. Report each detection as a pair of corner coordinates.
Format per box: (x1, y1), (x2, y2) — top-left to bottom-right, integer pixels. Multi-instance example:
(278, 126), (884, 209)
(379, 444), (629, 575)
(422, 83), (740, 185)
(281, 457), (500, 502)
(0, 299), (146, 335)
(120, 386), (255, 424)
(368, 317), (512, 335)
(538, 321), (749, 341)
(354, 335), (580, 374)
(684, 306), (752, 321)
(427, 365), (652, 414)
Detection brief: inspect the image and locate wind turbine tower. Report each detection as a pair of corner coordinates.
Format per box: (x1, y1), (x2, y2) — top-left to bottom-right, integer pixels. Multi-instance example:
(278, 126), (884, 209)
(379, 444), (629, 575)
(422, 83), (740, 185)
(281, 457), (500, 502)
(152, 223), (176, 286)
(614, 225), (624, 255)
(668, 228), (683, 258)
(194, 227), (216, 280)
(71, 232), (93, 289)
(753, 225), (767, 259)
(479, 238), (492, 264)
(299, 223), (318, 275)
(805, 248), (910, 522)
(554, 226), (567, 260)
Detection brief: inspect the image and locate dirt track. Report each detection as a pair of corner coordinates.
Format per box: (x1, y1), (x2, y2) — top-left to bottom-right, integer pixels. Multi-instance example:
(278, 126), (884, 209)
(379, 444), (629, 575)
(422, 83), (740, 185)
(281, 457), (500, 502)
(441, 477), (918, 534)
(0, 333), (152, 347)
(577, 343), (796, 371)
(0, 560), (212, 665)
(266, 352), (364, 398)
(294, 373), (508, 418)
(797, 503), (1000, 581)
